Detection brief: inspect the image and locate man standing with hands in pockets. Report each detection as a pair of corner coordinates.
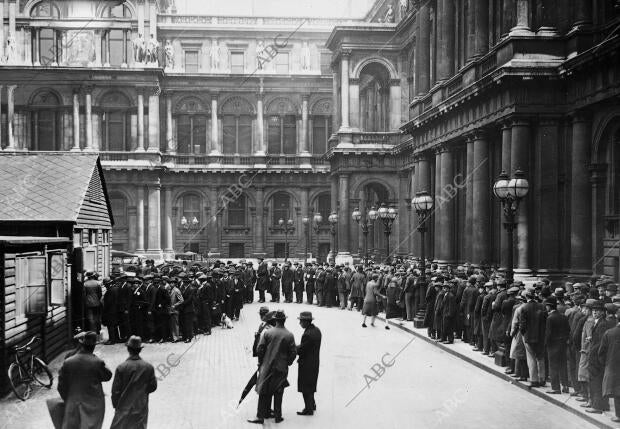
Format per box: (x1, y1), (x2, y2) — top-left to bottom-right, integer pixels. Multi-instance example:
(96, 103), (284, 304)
(296, 311), (322, 416)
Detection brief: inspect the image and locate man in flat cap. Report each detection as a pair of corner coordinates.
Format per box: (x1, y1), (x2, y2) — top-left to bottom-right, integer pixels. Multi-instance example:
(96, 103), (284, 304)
(249, 310), (296, 424)
(58, 332), (112, 429)
(111, 336), (157, 429)
(296, 312), (321, 416)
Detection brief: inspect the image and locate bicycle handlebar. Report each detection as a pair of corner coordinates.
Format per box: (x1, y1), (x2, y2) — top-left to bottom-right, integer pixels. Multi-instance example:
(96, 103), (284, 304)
(11, 336), (40, 353)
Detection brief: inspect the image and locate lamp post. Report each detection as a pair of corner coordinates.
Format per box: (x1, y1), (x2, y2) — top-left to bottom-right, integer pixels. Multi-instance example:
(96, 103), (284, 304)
(302, 216), (310, 264)
(278, 217), (294, 261)
(311, 212), (322, 262)
(328, 211), (338, 264)
(493, 169), (529, 284)
(412, 191), (434, 280)
(377, 203), (398, 264)
(352, 206), (378, 265)
(180, 215), (199, 252)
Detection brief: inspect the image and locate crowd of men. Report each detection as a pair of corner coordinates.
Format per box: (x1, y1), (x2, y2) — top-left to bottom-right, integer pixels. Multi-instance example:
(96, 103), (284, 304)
(83, 257), (620, 424)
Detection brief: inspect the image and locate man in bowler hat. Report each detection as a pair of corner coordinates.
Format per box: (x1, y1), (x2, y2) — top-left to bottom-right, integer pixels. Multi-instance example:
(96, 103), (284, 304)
(296, 311), (322, 415)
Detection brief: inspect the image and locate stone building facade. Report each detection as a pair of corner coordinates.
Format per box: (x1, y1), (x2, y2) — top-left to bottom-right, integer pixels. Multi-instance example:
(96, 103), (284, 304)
(0, 0), (618, 280)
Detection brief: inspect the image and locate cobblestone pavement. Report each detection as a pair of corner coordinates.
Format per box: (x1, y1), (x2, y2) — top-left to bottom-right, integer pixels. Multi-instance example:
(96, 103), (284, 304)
(1, 300), (599, 429)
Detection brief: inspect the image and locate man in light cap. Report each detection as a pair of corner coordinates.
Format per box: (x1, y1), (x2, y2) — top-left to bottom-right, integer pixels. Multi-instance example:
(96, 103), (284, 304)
(296, 311), (321, 416)
(249, 310), (296, 424)
(111, 336), (157, 429)
(58, 332), (112, 429)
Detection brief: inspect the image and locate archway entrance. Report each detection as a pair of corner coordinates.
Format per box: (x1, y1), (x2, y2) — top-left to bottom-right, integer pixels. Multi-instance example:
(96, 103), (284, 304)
(354, 182), (390, 263)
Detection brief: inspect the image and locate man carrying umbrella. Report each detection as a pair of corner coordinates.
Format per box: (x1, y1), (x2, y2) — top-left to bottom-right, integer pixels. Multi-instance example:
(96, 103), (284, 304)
(296, 311), (322, 416)
(248, 310), (297, 424)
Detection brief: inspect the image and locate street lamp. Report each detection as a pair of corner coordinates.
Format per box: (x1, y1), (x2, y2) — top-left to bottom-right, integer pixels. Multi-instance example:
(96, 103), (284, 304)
(493, 169), (529, 283)
(181, 215), (199, 252)
(311, 212), (322, 262)
(412, 191), (434, 279)
(278, 217), (294, 261)
(328, 211), (338, 263)
(352, 206), (378, 265)
(377, 203), (398, 264)
(302, 216), (310, 264)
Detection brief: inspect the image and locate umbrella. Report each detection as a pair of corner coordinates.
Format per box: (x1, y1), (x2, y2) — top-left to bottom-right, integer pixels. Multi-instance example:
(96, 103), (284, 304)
(238, 369), (258, 407)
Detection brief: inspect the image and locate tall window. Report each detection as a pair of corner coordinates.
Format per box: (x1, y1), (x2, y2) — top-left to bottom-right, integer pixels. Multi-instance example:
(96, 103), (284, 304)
(108, 30), (127, 67)
(359, 63), (390, 132)
(275, 52), (289, 74)
(101, 92), (132, 151)
(268, 115), (296, 154)
(185, 50), (199, 73)
(223, 115), (252, 154)
(272, 192), (291, 226)
(176, 97), (207, 154)
(312, 117), (332, 155)
(316, 194), (330, 226)
(182, 194), (201, 223)
(30, 90), (60, 151)
(221, 97), (255, 154)
(231, 52), (245, 74)
(39, 28), (57, 65)
(320, 52), (331, 75)
(227, 194), (246, 226)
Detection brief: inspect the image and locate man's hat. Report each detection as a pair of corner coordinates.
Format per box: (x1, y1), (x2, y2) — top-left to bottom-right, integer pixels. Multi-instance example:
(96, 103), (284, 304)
(573, 282), (586, 289)
(606, 283), (618, 293)
(73, 331), (87, 342)
(273, 310), (287, 321)
(605, 303), (619, 313)
(585, 299), (604, 310)
(543, 296), (558, 308)
(83, 331), (98, 346)
(177, 272), (187, 279)
(554, 287), (565, 296)
(298, 311), (314, 321)
(507, 286), (519, 295)
(102, 277), (112, 285)
(259, 306), (269, 315)
(126, 335), (143, 351)
(198, 274), (208, 280)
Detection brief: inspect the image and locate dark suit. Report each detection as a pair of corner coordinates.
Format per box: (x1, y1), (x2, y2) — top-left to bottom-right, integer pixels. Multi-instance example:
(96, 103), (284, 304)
(180, 283), (196, 341)
(297, 323), (322, 412)
(111, 355), (157, 429)
(588, 317), (615, 411)
(102, 283), (120, 343)
(520, 300), (547, 383)
(58, 351), (112, 429)
(293, 268), (305, 303)
(598, 324), (620, 417)
(545, 310), (570, 391)
(281, 268), (295, 303)
(441, 290), (457, 343)
(256, 262), (269, 302)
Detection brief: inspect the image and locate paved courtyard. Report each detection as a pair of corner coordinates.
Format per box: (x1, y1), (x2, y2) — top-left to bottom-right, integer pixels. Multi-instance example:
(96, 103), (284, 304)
(1, 300), (599, 429)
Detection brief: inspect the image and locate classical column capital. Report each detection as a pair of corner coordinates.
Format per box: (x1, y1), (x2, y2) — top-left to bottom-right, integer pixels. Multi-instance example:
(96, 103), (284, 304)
(589, 163), (607, 184)
(510, 117), (531, 127)
(389, 78), (401, 86)
(301, 93), (310, 102)
(569, 110), (592, 123)
(472, 129), (488, 141)
(80, 84), (94, 95)
(341, 49), (352, 59)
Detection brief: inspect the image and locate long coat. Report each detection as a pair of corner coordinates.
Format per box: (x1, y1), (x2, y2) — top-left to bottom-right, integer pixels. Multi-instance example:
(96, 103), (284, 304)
(599, 324), (620, 397)
(102, 283), (120, 326)
(256, 325), (297, 396)
(423, 286), (438, 328)
(58, 351), (112, 429)
(297, 324), (322, 393)
(578, 317), (595, 382)
(110, 356), (158, 429)
(587, 317), (616, 378)
(256, 263), (269, 291)
(350, 272), (366, 299)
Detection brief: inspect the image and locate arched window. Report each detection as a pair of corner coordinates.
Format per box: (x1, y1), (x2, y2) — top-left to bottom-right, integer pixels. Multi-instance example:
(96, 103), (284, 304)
(311, 100), (332, 155)
(30, 1), (60, 18)
(102, 3), (132, 18)
(272, 192), (291, 226)
(30, 90), (61, 151)
(109, 193), (128, 228)
(227, 194), (247, 226)
(267, 98), (297, 155)
(176, 97), (207, 154)
(221, 97), (254, 154)
(359, 63), (390, 132)
(101, 3), (133, 66)
(100, 92), (132, 151)
(182, 194), (201, 223)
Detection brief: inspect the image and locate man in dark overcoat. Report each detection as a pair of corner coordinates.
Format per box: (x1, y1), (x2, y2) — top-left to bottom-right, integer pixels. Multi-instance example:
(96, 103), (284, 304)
(598, 306), (620, 423)
(544, 296), (570, 394)
(305, 264), (316, 305)
(424, 280), (439, 338)
(256, 258), (269, 303)
(586, 301), (616, 413)
(57, 332), (112, 429)
(103, 277), (120, 344)
(242, 262), (257, 304)
(111, 336), (157, 429)
(270, 263), (282, 303)
(440, 282), (457, 344)
(249, 310), (296, 424)
(293, 262), (305, 303)
(281, 263), (295, 303)
(296, 311), (321, 416)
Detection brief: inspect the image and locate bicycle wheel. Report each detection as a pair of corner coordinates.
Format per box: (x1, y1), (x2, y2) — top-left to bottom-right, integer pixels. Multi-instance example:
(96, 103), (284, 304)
(8, 363), (31, 401)
(32, 357), (53, 388)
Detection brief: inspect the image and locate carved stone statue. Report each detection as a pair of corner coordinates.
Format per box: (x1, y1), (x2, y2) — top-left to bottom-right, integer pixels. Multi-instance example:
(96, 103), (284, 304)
(132, 33), (145, 63)
(210, 39), (220, 71)
(301, 41), (311, 71)
(256, 40), (265, 69)
(5, 33), (16, 64)
(146, 34), (159, 65)
(400, 0), (410, 18)
(164, 40), (174, 69)
(385, 5), (395, 23)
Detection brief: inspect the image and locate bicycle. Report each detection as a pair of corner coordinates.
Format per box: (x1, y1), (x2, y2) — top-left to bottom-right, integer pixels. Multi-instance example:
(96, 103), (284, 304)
(7, 336), (53, 400)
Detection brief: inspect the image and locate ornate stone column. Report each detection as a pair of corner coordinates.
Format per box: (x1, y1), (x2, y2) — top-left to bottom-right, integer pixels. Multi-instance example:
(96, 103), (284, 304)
(208, 186), (221, 256)
(502, 0), (516, 35)
(340, 50), (351, 130)
(136, 89), (145, 151)
(256, 92), (265, 155)
(337, 174), (350, 259)
(433, 148), (442, 261)
(537, 0), (559, 36)
(147, 88), (160, 152)
(128, 206), (137, 252)
(436, 0), (455, 82)
(146, 183), (162, 254)
(475, 0), (490, 54)
(511, 0), (534, 35)
(465, 136), (475, 261)
(210, 93), (220, 154)
(500, 122), (512, 270)
(163, 186), (174, 255)
(572, 0), (593, 30)
(254, 186), (266, 256)
(84, 88), (94, 151)
(416, 154), (432, 259)
(511, 119), (531, 273)
(165, 92), (175, 153)
(300, 94), (310, 154)
(570, 114), (592, 275)
(6, 85), (16, 150)
(331, 65), (339, 132)
(136, 186), (145, 253)
(439, 146), (455, 265)
(415, 3), (430, 95)
(472, 131), (490, 266)
(71, 89), (80, 151)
